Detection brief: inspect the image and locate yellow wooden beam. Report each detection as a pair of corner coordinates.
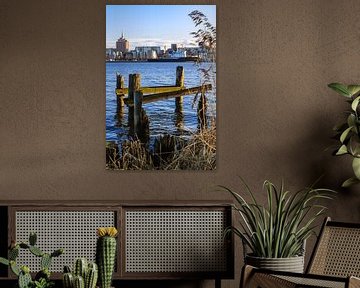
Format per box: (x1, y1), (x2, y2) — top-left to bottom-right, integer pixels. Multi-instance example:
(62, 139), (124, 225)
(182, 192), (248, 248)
(124, 84), (212, 106)
(116, 86), (184, 96)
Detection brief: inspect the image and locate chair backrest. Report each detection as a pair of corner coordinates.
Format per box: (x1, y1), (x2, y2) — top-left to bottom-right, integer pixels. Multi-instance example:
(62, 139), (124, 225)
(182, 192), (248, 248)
(307, 217), (360, 277)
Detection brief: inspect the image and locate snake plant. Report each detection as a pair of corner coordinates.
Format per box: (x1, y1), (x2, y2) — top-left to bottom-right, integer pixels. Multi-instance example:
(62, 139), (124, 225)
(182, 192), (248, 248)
(222, 179), (334, 258)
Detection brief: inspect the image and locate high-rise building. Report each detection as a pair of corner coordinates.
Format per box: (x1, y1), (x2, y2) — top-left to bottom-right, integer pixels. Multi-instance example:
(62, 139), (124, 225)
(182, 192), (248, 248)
(116, 32), (129, 53)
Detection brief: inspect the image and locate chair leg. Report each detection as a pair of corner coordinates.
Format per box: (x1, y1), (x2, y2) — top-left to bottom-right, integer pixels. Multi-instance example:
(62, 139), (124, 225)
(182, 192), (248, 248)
(215, 278), (221, 288)
(240, 265), (255, 288)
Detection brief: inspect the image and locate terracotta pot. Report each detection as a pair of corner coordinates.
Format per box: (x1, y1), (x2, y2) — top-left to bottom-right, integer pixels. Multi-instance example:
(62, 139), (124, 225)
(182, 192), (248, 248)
(245, 254), (304, 273)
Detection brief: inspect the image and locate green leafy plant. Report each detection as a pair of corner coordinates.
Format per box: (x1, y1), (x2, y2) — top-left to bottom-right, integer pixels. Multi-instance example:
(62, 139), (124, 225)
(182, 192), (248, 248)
(328, 83), (360, 187)
(0, 232), (63, 288)
(221, 179), (334, 258)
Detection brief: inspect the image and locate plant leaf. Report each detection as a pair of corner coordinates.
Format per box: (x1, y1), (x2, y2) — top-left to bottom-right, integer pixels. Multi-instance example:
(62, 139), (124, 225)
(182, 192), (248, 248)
(352, 157), (360, 179)
(340, 126), (353, 143)
(347, 85), (360, 97)
(349, 135), (360, 157)
(0, 257), (9, 266)
(10, 261), (20, 276)
(342, 177), (360, 188)
(351, 96), (360, 111)
(347, 114), (356, 129)
(336, 145), (348, 155)
(328, 83), (350, 97)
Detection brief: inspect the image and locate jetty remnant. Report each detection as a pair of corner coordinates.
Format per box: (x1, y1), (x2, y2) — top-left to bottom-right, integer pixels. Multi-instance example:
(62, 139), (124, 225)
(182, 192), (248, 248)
(115, 66), (212, 138)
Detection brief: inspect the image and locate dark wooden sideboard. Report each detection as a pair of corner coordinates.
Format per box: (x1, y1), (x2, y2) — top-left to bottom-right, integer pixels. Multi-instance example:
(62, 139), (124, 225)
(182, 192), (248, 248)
(0, 201), (234, 288)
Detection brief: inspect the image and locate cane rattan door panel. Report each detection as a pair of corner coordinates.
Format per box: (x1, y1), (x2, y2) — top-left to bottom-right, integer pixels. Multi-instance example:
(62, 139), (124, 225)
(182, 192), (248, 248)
(13, 209), (116, 273)
(122, 207), (233, 278)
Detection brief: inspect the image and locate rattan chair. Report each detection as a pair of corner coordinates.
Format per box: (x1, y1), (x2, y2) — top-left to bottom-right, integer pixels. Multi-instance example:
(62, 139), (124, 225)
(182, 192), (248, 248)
(241, 217), (360, 288)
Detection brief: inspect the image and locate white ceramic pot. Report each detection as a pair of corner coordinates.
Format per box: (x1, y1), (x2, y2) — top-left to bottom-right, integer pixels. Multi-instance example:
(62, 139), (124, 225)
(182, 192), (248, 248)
(245, 254), (305, 273)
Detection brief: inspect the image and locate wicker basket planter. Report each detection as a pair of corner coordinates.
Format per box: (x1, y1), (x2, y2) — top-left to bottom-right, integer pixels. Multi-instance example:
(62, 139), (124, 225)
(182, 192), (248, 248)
(245, 254), (305, 273)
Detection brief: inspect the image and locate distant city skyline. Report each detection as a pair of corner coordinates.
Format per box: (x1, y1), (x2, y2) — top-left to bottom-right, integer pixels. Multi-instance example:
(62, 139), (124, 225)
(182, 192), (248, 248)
(106, 5), (216, 50)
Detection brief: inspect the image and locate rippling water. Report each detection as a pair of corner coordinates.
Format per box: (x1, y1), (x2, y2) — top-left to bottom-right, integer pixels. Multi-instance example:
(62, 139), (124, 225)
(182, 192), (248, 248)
(106, 61), (216, 148)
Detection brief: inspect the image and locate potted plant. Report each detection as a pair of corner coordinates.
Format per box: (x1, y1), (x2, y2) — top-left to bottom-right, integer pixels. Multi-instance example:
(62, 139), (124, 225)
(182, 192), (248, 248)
(328, 83), (360, 187)
(221, 179), (334, 273)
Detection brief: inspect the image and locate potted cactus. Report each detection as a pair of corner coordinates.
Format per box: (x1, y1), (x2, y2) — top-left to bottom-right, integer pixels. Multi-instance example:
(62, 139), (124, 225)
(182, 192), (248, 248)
(62, 258), (98, 288)
(0, 232), (64, 288)
(96, 227), (118, 288)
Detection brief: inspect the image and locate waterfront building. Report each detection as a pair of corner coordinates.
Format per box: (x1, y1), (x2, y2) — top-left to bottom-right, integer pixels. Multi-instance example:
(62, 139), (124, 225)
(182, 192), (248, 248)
(106, 48), (120, 61)
(123, 52), (134, 60)
(171, 43), (178, 51)
(134, 46), (161, 59)
(148, 50), (157, 59)
(116, 32), (129, 53)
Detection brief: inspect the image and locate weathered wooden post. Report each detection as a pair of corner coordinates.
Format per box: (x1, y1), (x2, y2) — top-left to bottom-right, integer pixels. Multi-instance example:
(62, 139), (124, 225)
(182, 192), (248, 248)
(134, 90), (143, 136)
(175, 66), (184, 111)
(128, 73), (141, 138)
(175, 108), (184, 130)
(128, 73), (141, 101)
(116, 73), (125, 107)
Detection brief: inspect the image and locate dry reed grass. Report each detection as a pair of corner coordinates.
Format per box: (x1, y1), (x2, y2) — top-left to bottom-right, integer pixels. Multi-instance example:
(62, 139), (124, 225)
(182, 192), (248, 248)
(106, 124), (216, 170)
(164, 125), (216, 170)
(121, 140), (153, 170)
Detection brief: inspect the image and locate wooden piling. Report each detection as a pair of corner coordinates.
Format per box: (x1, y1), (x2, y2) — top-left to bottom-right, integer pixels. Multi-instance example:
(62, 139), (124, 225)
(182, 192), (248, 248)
(116, 74), (125, 107)
(134, 90), (143, 136)
(128, 73), (141, 102)
(175, 66), (184, 110)
(128, 74), (141, 138)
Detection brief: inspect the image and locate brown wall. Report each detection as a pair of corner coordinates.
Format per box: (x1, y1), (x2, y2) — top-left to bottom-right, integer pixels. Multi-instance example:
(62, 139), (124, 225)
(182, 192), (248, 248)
(1, 0), (360, 287)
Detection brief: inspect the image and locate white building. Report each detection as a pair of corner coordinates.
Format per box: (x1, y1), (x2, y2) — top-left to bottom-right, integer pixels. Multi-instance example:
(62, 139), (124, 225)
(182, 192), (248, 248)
(135, 46), (161, 59)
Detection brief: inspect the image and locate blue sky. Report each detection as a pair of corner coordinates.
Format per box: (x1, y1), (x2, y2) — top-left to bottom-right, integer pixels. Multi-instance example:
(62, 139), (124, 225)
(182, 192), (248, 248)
(106, 5), (216, 50)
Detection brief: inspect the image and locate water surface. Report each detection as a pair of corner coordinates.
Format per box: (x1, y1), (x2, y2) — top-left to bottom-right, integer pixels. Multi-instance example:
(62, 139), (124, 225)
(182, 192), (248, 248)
(106, 61), (216, 148)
